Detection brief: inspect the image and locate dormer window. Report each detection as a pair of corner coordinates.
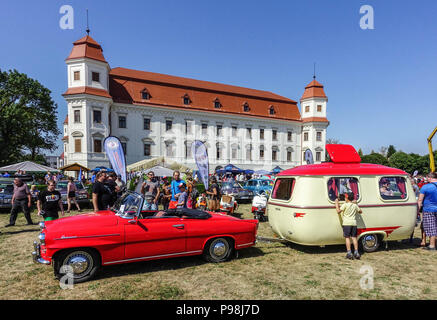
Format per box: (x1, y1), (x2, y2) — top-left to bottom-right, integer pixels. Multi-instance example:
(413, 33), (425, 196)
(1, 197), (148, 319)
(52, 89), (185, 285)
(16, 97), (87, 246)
(269, 106), (275, 115)
(141, 89), (151, 100)
(183, 94), (191, 105)
(92, 72), (100, 82)
(243, 102), (250, 112)
(214, 98), (221, 109)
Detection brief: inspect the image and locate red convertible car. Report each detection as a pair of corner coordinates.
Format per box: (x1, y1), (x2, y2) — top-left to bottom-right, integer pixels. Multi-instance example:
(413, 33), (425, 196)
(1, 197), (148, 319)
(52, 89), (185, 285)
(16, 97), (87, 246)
(32, 192), (259, 283)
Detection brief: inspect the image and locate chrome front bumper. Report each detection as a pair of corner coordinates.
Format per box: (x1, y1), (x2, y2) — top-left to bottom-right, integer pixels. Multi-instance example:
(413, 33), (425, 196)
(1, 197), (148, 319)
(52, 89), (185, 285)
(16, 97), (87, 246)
(32, 241), (50, 265)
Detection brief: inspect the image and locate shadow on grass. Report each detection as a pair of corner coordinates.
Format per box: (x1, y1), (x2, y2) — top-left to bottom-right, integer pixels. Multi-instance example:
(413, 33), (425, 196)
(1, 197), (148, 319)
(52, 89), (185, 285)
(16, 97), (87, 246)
(95, 246), (265, 281)
(280, 237), (423, 255)
(1, 228), (40, 235)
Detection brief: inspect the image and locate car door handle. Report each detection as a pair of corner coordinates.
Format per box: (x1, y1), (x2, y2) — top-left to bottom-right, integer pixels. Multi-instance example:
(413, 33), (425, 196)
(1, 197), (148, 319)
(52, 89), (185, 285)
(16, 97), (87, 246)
(172, 224), (185, 229)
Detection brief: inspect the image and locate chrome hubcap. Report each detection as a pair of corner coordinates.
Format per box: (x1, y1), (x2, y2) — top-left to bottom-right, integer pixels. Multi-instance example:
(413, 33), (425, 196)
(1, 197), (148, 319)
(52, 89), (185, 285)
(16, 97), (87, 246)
(213, 242), (226, 257)
(64, 252), (93, 276)
(364, 235), (377, 248)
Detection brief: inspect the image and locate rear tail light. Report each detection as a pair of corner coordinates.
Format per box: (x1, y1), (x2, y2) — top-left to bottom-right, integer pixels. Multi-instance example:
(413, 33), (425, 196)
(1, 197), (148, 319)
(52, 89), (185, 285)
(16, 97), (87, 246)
(294, 212), (306, 218)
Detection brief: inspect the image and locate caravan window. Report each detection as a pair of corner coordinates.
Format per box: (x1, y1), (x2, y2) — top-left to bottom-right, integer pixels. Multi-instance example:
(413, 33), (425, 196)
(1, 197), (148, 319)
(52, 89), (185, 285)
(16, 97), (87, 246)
(379, 177), (407, 200)
(327, 177), (360, 201)
(272, 178), (295, 201)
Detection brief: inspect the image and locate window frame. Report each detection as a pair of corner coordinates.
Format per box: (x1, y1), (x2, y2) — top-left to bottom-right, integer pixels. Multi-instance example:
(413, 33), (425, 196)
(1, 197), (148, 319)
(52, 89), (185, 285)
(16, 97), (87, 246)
(271, 178), (296, 201)
(93, 110), (102, 124)
(74, 110), (81, 123)
(378, 176), (408, 202)
(118, 115), (127, 129)
(326, 176), (361, 203)
(92, 72), (100, 82)
(143, 118), (151, 131)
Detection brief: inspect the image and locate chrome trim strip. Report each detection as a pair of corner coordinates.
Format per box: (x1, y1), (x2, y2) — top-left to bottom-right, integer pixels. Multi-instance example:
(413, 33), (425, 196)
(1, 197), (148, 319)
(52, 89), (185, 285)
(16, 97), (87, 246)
(268, 202), (417, 210)
(103, 250), (203, 265)
(54, 233), (121, 241)
(237, 242), (255, 247)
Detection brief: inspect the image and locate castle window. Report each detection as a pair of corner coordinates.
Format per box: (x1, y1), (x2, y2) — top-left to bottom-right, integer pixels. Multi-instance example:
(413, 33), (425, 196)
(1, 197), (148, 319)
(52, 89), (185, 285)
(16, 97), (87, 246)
(141, 90), (150, 100)
(94, 139), (102, 153)
(73, 71), (80, 81)
(74, 139), (81, 153)
(93, 110), (102, 124)
(272, 129), (277, 141)
(316, 131), (322, 141)
(143, 118), (151, 130)
(305, 106), (310, 113)
(243, 102), (250, 112)
(317, 105), (322, 112)
(214, 99), (221, 109)
(260, 128), (264, 140)
(269, 106), (275, 115)
(92, 72), (100, 82)
(316, 152), (321, 162)
(304, 132), (309, 141)
(165, 120), (172, 131)
(144, 144), (151, 157)
(287, 131), (292, 141)
(183, 95), (191, 105)
(121, 142), (127, 155)
(119, 116), (127, 129)
(74, 110), (81, 123)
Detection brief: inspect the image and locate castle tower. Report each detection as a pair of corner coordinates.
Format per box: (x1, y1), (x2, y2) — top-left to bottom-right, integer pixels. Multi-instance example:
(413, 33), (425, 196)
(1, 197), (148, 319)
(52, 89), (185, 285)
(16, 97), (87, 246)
(62, 35), (113, 169)
(300, 78), (329, 164)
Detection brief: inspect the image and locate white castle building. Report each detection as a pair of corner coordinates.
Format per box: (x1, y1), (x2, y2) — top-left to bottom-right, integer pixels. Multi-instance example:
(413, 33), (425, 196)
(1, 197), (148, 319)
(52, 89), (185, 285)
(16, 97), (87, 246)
(62, 35), (329, 172)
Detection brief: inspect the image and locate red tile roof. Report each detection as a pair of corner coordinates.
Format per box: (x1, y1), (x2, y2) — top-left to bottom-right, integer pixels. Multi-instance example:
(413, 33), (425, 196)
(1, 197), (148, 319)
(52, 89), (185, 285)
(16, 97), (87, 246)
(63, 86), (112, 99)
(109, 67), (301, 121)
(63, 115), (68, 124)
(66, 35), (107, 63)
(301, 79), (327, 100)
(302, 117), (329, 123)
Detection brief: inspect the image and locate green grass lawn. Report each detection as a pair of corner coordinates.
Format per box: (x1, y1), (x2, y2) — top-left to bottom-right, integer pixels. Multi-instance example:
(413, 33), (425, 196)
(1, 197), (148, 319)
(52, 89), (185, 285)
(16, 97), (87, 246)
(0, 202), (436, 300)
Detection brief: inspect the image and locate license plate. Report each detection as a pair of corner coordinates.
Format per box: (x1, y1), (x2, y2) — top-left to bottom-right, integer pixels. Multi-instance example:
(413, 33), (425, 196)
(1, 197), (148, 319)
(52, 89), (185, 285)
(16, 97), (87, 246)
(241, 196), (248, 199)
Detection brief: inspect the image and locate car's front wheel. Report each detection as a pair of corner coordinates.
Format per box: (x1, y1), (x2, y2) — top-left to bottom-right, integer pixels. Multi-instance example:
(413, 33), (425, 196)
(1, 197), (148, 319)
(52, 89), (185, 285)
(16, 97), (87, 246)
(203, 237), (233, 263)
(54, 248), (100, 283)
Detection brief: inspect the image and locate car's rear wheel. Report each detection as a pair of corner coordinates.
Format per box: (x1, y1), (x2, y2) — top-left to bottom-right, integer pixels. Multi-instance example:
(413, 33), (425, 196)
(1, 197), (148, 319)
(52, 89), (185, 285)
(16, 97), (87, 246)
(203, 237), (233, 263)
(54, 248), (100, 283)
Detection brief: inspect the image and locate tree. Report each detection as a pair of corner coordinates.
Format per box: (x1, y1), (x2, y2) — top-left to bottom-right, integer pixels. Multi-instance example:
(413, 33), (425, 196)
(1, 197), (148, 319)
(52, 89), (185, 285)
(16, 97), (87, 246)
(358, 148), (364, 157)
(361, 152), (389, 166)
(387, 145), (396, 159)
(326, 138), (340, 145)
(0, 69), (60, 166)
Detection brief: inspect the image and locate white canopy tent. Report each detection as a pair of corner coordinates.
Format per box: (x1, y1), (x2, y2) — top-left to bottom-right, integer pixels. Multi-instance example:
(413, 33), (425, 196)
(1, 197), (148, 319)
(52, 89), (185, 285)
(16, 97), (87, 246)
(0, 161), (59, 173)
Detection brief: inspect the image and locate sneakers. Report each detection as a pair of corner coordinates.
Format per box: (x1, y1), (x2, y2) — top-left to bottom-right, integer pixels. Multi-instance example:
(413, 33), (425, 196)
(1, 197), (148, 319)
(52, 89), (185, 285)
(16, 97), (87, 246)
(346, 252), (354, 260)
(345, 251), (361, 260)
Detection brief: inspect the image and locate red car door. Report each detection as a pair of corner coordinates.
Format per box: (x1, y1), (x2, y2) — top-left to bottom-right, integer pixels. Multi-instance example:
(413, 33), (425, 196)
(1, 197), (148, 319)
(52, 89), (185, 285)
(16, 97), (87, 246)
(123, 216), (187, 261)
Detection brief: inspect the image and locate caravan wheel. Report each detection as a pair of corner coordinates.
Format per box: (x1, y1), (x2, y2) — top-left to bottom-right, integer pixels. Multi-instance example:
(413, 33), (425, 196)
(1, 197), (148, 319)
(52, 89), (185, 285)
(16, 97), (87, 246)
(360, 234), (380, 253)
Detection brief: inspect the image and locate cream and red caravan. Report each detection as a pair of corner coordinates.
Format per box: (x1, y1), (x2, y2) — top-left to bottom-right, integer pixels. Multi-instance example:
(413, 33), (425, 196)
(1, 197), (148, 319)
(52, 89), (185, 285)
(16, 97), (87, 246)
(267, 144), (417, 252)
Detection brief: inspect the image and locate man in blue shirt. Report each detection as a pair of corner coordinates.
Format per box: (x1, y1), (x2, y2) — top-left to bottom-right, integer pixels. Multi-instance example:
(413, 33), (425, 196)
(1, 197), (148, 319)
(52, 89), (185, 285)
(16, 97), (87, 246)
(171, 170), (185, 201)
(418, 172), (437, 250)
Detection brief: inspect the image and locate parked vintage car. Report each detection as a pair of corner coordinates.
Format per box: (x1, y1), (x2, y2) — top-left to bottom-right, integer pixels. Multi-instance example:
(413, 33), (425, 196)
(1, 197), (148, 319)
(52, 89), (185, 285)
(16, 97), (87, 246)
(0, 180), (14, 209)
(220, 182), (254, 202)
(32, 191), (259, 283)
(242, 179), (273, 195)
(55, 180), (90, 206)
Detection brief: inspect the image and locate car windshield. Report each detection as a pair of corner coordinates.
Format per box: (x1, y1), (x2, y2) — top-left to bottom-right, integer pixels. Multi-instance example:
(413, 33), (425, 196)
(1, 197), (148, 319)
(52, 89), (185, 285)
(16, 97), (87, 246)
(223, 182), (242, 189)
(112, 193), (143, 217)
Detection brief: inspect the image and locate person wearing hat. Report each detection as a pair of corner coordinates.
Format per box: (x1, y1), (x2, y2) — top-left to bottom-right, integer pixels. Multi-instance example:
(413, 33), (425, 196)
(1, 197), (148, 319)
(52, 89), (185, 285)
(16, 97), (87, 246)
(176, 182), (188, 209)
(379, 178), (394, 198)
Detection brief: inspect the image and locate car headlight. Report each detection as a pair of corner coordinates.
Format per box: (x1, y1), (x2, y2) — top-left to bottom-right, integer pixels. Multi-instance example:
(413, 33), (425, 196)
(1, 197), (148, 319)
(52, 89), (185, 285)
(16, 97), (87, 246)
(38, 233), (46, 245)
(39, 222), (45, 231)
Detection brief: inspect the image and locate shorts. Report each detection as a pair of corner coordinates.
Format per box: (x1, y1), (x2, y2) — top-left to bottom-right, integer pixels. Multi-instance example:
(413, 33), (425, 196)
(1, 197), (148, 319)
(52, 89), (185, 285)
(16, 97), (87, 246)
(68, 191), (76, 198)
(343, 225), (358, 238)
(422, 212), (437, 237)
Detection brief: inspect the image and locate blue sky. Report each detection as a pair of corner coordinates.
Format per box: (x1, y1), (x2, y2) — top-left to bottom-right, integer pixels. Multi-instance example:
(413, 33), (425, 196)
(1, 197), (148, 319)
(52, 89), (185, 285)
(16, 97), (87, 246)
(1, 0), (436, 156)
